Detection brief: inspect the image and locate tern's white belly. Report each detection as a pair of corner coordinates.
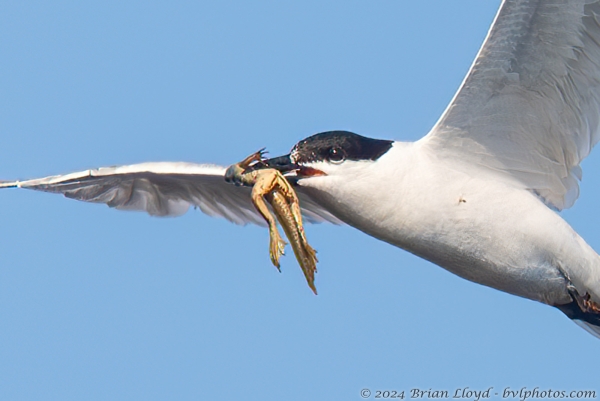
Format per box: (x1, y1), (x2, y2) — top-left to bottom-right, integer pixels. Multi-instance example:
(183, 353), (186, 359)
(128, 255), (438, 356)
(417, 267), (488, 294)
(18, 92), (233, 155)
(300, 153), (600, 306)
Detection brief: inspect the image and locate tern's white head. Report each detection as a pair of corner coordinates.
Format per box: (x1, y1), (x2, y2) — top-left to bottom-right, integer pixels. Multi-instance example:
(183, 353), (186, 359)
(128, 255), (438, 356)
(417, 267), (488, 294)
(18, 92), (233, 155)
(262, 131), (404, 234)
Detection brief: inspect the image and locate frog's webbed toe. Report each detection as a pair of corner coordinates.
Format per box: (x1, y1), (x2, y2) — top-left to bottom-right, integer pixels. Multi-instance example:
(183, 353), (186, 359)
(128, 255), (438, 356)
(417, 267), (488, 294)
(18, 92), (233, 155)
(303, 241), (318, 264)
(268, 228), (287, 271)
(302, 260), (318, 295)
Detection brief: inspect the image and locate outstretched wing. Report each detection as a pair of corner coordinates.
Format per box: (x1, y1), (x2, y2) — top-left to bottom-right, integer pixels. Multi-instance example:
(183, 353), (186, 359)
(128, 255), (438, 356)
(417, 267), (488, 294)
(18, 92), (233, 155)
(0, 162), (342, 225)
(424, 0), (600, 210)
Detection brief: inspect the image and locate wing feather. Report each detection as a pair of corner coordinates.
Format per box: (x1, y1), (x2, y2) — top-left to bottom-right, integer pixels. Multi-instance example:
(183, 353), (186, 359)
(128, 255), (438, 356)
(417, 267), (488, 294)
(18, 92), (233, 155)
(0, 162), (342, 225)
(425, 0), (600, 210)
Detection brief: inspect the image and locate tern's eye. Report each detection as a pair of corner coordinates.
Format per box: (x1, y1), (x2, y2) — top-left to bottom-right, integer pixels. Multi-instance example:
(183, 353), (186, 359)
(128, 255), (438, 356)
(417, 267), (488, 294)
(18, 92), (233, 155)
(328, 147), (346, 164)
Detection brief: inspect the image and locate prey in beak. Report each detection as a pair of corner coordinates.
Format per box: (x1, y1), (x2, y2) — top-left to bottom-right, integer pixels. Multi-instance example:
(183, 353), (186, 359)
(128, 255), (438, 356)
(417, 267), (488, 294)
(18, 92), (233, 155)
(223, 130), (391, 293)
(224, 150), (319, 294)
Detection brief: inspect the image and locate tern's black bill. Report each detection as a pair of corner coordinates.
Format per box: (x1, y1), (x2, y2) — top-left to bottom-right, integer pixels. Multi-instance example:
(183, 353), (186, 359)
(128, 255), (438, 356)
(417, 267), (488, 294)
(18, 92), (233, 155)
(259, 154), (299, 173)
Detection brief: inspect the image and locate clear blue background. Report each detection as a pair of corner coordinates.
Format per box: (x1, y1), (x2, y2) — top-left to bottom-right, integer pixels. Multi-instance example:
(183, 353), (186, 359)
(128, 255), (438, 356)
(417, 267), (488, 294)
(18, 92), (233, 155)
(1, 1), (598, 400)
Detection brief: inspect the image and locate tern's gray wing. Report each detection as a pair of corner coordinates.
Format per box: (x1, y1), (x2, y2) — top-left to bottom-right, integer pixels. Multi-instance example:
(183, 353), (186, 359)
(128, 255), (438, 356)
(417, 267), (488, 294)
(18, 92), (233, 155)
(0, 162), (342, 225)
(425, 0), (600, 210)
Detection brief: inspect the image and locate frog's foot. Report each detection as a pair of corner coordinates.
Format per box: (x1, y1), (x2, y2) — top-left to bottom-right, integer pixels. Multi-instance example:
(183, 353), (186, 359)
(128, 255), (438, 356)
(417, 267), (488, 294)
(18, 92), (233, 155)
(239, 148), (267, 169)
(299, 259), (318, 295)
(303, 242), (318, 266)
(299, 246), (318, 295)
(269, 229), (287, 271)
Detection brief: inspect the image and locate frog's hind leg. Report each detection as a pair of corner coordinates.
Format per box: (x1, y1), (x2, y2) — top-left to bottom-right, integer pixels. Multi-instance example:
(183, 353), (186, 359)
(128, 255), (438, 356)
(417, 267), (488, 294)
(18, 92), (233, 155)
(281, 179), (318, 265)
(251, 174), (286, 270)
(274, 176), (319, 293)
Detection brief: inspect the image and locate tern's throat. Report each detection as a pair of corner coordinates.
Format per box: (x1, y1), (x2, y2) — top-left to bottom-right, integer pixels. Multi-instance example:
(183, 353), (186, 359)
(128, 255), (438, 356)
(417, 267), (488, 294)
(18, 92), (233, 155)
(297, 141), (434, 246)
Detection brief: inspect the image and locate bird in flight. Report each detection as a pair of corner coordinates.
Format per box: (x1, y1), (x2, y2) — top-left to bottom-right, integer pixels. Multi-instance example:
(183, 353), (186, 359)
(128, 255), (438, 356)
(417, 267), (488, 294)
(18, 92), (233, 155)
(3, 0), (600, 338)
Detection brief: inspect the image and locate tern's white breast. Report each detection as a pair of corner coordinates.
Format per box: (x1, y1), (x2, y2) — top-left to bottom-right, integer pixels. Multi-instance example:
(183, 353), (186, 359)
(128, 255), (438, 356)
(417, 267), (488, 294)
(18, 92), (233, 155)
(299, 142), (600, 305)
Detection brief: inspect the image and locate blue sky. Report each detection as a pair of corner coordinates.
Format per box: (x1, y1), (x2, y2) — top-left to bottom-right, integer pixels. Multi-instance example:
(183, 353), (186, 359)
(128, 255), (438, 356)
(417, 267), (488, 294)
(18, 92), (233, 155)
(2, 1), (599, 400)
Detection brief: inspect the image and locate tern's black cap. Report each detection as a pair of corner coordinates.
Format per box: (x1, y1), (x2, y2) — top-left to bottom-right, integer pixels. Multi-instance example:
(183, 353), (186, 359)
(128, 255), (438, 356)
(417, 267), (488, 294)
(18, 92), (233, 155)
(290, 131), (393, 164)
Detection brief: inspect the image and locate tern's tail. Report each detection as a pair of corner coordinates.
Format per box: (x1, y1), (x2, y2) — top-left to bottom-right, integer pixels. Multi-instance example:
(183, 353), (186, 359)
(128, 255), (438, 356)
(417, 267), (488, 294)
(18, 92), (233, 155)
(573, 320), (600, 339)
(557, 297), (600, 339)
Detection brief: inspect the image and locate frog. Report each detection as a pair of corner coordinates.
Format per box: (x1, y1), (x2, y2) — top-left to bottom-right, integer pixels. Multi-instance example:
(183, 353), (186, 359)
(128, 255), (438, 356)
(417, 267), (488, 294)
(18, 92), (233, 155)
(225, 149), (318, 294)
